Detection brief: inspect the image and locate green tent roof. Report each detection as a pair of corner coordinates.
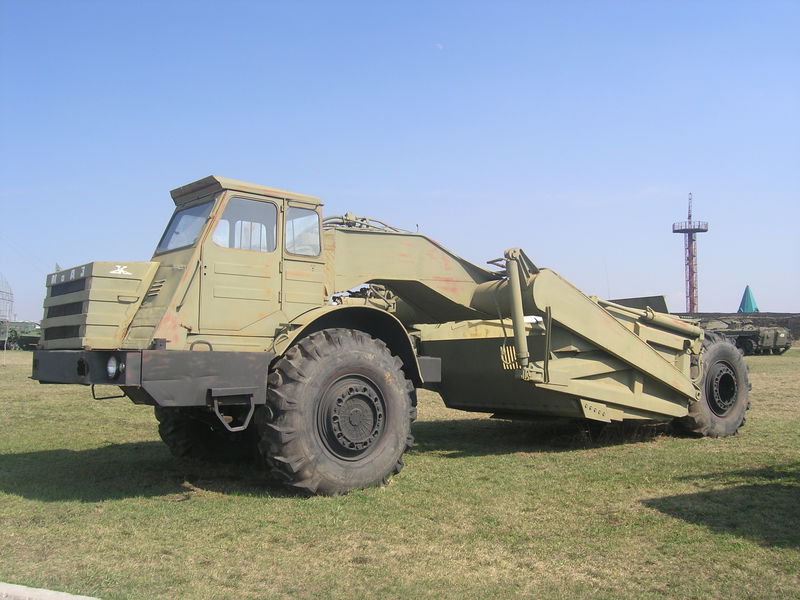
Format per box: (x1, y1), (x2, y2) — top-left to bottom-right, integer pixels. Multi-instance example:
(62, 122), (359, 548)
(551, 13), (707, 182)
(737, 285), (759, 313)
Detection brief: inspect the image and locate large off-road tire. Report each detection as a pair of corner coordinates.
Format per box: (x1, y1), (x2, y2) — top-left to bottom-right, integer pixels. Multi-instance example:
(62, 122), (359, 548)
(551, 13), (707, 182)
(256, 328), (417, 495)
(676, 333), (750, 437)
(155, 406), (258, 461)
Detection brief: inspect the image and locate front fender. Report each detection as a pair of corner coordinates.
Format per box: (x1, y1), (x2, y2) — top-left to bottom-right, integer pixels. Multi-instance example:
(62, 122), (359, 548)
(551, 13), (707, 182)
(270, 305), (439, 386)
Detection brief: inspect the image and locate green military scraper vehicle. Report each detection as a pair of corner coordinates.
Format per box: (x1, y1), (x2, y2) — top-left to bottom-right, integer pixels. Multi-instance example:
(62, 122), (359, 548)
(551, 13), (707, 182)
(32, 176), (750, 494)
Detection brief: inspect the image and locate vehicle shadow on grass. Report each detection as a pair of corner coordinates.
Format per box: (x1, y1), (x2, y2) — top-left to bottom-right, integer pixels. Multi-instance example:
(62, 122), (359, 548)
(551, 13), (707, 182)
(1, 420), (683, 503)
(411, 417), (672, 457)
(642, 464), (800, 548)
(0, 442), (297, 502)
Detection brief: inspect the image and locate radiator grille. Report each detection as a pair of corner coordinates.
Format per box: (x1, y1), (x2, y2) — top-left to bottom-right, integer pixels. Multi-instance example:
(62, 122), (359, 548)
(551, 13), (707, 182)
(44, 325), (81, 340)
(47, 302), (84, 319)
(51, 279), (86, 297)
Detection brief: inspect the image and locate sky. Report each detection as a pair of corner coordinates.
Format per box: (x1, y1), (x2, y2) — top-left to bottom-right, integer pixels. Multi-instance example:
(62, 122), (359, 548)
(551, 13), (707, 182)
(1, 0), (798, 322)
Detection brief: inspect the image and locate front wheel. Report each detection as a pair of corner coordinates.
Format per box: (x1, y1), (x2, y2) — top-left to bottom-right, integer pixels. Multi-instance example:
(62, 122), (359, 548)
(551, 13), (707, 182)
(155, 406), (258, 461)
(675, 333), (750, 437)
(256, 329), (417, 495)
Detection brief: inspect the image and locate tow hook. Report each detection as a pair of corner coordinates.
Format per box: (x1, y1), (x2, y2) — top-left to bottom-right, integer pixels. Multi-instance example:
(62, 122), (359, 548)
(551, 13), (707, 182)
(209, 387), (258, 432)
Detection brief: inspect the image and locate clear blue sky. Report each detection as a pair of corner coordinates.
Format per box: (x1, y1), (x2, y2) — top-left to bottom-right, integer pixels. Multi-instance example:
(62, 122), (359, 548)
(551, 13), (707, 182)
(1, 0), (798, 321)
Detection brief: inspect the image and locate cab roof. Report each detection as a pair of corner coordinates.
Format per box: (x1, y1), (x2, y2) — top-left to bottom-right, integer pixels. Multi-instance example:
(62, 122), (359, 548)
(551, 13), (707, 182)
(170, 175), (322, 207)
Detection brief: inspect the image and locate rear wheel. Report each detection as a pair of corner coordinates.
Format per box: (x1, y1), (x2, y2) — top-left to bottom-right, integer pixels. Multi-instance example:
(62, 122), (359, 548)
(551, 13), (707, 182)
(676, 333), (750, 437)
(155, 406), (258, 461)
(256, 328), (416, 495)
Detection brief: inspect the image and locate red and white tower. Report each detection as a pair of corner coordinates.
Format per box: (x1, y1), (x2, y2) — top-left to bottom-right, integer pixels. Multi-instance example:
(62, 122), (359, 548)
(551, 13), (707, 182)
(672, 193), (708, 313)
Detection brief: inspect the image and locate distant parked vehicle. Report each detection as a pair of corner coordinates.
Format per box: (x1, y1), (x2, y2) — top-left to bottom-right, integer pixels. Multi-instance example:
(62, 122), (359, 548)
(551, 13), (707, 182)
(700, 318), (792, 355)
(0, 321), (40, 350)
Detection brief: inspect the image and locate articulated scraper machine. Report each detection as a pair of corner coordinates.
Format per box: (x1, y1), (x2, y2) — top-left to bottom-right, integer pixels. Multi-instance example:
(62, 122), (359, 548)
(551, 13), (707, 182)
(32, 176), (750, 494)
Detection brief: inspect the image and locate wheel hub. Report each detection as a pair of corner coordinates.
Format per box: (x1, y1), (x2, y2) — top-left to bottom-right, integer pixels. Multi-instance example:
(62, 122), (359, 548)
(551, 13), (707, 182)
(319, 376), (385, 459)
(708, 362), (737, 416)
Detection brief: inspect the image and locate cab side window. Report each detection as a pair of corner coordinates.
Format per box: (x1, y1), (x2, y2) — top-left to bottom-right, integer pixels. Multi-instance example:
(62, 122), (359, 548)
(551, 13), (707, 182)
(213, 197), (277, 252)
(285, 207), (321, 256)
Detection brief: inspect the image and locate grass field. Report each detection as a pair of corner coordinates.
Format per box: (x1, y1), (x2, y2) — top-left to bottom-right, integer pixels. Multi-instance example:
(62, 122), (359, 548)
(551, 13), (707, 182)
(1, 349), (798, 599)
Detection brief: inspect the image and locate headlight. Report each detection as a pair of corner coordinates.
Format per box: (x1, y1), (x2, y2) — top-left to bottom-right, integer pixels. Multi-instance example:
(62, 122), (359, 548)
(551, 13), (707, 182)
(106, 356), (124, 379)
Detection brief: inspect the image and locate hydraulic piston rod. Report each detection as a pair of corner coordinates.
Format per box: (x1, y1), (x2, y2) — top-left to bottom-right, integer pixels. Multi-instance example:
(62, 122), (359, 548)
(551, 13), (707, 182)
(505, 250), (530, 369)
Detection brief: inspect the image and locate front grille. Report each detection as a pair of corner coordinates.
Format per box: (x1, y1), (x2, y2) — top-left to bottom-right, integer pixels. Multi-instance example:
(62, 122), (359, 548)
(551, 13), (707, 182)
(47, 302), (84, 319)
(51, 279), (86, 297)
(44, 325), (81, 340)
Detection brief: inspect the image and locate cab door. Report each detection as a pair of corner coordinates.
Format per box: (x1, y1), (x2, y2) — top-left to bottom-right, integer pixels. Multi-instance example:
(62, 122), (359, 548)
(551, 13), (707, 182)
(281, 204), (326, 321)
(199, 195), (281, 333)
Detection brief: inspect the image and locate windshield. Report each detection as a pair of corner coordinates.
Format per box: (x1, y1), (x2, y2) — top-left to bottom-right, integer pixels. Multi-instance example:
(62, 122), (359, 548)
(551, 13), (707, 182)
(155, 201), (214, 254)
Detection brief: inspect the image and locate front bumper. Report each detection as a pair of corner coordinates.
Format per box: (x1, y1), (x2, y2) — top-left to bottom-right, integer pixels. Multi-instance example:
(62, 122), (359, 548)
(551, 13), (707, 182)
(32, 349), (273, 407)
(33, 349), (142, 386)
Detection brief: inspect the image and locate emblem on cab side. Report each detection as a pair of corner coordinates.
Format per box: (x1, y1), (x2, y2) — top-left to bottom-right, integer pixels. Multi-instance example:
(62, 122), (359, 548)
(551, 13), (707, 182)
(110, 265), (132, 275)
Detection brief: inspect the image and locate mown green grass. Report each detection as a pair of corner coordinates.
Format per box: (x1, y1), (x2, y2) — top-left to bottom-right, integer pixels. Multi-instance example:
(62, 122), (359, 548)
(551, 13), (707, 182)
(1, 350), (798, 599)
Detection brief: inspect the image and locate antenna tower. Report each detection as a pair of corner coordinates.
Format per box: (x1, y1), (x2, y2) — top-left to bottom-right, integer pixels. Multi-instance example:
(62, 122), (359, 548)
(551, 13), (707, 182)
(0, 273), (13, 321)
(672, 193), (708, 313)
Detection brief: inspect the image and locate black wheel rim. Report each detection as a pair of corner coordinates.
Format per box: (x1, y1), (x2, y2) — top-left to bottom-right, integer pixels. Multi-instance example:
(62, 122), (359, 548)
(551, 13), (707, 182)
(317, 375), (386, 460)
(706, 361), (738, 417)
